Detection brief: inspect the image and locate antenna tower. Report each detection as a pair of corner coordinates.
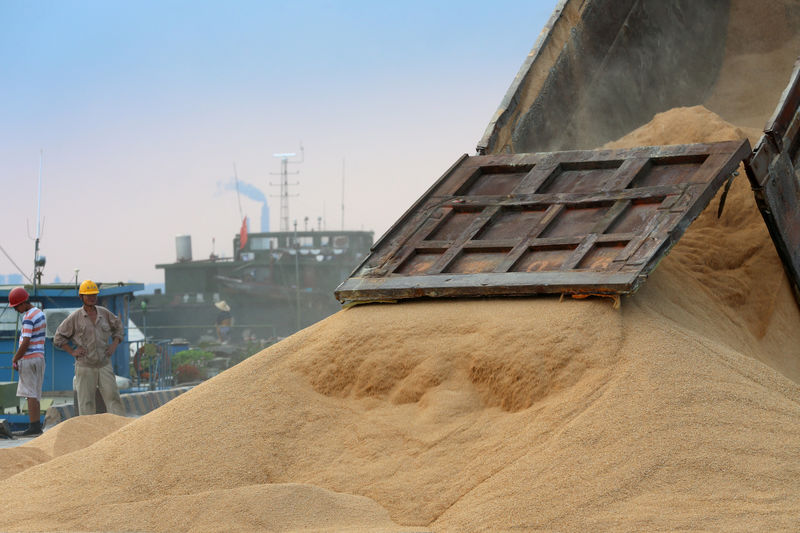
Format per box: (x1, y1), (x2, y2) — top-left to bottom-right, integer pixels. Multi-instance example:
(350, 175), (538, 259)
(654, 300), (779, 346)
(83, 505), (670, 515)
(270, 145), (304, 232)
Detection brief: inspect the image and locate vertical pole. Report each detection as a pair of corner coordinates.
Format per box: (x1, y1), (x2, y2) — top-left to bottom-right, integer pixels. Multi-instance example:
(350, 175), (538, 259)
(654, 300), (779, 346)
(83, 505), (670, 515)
(294, 220), (300, 331)
(341, 158), (345, 231)
(34, 150), (43, 295)
(36, 151), (42, 244)
(280, 157), (290, 231)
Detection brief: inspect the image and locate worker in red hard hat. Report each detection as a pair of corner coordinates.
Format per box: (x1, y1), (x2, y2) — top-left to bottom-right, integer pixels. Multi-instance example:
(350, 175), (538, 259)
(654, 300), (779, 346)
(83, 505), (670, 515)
(8, 287), (46, 436)
(53, 280), (125, 416)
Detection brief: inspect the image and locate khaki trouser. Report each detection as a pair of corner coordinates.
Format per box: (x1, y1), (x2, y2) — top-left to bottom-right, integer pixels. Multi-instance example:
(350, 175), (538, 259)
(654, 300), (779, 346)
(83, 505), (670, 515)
(75, 363), (124, 416)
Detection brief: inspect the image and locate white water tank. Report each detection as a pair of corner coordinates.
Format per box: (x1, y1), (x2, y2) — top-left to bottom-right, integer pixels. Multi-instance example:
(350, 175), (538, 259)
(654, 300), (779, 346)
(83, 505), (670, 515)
(176, 235), (192, 262)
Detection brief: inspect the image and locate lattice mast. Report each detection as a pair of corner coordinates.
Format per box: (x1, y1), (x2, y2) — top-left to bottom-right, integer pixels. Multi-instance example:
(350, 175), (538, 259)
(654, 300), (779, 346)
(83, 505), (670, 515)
(270, 145), (304, 232)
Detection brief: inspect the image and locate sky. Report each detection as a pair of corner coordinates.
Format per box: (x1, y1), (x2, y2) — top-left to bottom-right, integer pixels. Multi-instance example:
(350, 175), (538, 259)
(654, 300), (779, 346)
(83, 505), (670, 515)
(0, 0), (559, 285)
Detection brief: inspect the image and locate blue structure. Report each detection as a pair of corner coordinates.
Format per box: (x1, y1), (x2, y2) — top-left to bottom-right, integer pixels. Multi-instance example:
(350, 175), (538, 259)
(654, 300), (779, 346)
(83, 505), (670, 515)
(0, 282), (143, 392)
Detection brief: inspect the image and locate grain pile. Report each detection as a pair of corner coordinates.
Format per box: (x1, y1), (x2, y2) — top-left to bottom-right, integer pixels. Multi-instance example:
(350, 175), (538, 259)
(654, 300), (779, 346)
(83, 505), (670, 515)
(3, 3), (800, 531)
(0, 414), (131, 481)
(0, 105), (798, 531)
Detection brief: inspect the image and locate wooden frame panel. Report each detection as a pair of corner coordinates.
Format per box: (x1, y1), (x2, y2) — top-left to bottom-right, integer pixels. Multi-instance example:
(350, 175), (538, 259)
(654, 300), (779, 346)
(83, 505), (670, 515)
(337, 140), (750, 303)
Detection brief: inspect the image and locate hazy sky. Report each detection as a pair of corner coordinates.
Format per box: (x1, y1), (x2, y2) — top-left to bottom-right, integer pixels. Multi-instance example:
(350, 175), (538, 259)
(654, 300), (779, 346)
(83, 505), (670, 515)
(1, 0), (559, 285)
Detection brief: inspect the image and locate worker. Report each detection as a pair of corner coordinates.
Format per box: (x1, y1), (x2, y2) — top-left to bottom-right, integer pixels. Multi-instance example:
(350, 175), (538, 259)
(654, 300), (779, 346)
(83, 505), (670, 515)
(215, 300), (232, 343)
(8, 287), (46, 436)
(53, 280), (125, 416)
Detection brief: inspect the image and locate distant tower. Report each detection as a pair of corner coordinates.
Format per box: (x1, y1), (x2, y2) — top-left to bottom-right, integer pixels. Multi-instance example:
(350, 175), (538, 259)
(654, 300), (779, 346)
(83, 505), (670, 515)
(270, 146), (304, 232)
(260, 202), (270, 232)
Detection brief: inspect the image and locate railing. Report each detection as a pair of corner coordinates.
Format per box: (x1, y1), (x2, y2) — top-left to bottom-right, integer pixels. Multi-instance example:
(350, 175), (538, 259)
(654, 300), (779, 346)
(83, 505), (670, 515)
(128, 339), (175, 391)
(134, 323), (279, 344)
(0, 317), (20, 382)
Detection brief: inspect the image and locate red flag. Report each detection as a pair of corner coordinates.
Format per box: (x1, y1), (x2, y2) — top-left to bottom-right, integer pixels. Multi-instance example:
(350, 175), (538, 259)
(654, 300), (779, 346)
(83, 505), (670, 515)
(239, 216), (248, 250)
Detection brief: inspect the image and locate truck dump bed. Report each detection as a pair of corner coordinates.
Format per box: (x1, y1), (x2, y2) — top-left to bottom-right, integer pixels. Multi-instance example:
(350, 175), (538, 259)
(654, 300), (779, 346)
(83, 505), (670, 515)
(478, 0), (800, 155)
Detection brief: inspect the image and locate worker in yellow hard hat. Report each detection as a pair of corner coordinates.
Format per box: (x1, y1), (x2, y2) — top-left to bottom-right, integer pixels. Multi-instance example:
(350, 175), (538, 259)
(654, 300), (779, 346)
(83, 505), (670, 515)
(78, 279), (99, 295)
(53, 280), (125, 416)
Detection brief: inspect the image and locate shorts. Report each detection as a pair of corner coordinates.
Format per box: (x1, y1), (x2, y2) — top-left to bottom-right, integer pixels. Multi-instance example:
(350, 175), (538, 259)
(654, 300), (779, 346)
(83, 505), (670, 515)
(17, 357), (45, 400)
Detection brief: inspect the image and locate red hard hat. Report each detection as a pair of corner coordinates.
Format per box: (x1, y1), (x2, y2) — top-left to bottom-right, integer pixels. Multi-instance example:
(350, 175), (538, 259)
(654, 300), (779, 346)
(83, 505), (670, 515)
(8, 287), (29, 307)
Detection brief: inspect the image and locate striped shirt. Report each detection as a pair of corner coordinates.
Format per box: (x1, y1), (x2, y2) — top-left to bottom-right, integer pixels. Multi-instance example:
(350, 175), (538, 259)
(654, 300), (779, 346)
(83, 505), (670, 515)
(20, 307), (46, 359)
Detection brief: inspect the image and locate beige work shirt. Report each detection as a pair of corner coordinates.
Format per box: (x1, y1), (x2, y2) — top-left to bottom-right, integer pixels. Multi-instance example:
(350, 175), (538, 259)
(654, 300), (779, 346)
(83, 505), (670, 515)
(54, 306), (124, 368)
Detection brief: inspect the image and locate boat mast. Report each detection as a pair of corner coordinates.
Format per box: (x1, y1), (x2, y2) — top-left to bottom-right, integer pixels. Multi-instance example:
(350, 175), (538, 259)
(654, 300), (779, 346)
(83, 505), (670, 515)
(233, 163), (244, 221)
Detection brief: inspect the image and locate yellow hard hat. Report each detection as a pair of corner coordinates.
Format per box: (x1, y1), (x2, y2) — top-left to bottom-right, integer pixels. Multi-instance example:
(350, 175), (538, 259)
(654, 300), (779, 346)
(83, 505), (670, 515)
(79, 279), (100, 295)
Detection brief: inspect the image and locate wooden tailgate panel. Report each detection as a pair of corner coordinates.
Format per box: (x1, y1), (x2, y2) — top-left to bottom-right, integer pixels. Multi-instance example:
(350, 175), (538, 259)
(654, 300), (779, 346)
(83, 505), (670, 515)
(336, 140), (750, 303)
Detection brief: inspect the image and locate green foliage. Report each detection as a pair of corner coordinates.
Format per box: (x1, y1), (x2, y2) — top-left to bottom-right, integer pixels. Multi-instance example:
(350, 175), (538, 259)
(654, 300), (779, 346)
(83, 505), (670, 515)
(171, 349), (214, 372)
(175, 363), (205, 383)
(132, 343), (163, 378)
(141, 343), (159, 357)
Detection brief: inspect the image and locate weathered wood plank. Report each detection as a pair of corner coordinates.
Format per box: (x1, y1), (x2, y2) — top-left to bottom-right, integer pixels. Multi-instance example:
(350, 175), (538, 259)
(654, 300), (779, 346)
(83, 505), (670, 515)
(337, 140), (752, 303)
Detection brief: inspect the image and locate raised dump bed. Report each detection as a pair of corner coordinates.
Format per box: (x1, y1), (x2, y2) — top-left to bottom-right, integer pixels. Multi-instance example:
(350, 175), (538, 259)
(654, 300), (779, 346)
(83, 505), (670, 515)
(336, 0), (800, 304)
(477, 0), (800, 155)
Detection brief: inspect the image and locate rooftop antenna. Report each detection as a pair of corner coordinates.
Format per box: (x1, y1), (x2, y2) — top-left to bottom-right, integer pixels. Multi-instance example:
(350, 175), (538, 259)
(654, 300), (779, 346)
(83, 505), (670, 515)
(341, 158), (345, 231)
(32, 150), (46, 295)
(270, 144), (304, 232)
